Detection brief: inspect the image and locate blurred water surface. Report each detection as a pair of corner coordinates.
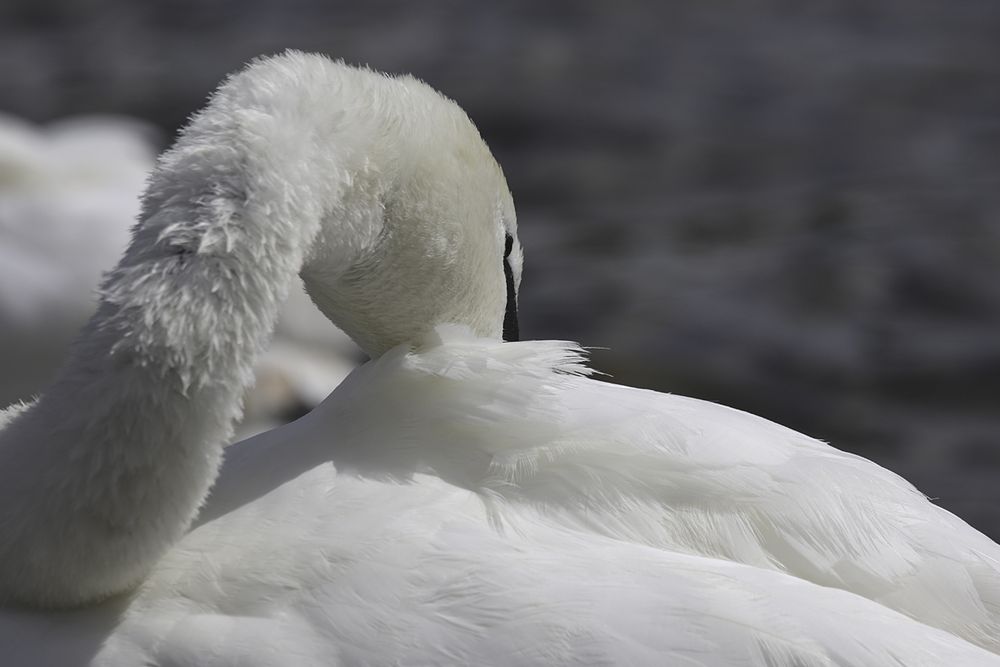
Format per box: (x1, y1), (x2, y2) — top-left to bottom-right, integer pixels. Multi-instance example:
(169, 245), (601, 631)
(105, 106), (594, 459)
(1, 0), (998, 535)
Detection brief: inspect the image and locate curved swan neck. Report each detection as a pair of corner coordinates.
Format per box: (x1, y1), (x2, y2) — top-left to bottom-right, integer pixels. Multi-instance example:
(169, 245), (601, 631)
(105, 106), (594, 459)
(0, 53), (367, 608)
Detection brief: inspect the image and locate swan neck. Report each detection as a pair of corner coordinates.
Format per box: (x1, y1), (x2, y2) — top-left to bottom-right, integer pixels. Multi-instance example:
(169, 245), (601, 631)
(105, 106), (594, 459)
(0, 61), (347, 607)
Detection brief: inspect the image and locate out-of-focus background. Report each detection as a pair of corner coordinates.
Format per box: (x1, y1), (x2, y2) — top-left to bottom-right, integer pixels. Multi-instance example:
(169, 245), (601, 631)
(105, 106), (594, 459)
(1, 1), (998, 536)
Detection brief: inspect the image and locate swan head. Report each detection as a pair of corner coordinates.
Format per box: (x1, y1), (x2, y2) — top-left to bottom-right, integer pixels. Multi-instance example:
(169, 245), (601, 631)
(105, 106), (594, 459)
(266, 56), (524, 358)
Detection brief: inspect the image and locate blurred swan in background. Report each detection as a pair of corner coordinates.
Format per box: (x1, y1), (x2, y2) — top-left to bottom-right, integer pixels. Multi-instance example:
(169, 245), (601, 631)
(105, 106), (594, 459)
(0, 112), (360, 433)
(0, 113), (154, 406)
(239, 286), (363, 435)
(0, 52), (999, 665)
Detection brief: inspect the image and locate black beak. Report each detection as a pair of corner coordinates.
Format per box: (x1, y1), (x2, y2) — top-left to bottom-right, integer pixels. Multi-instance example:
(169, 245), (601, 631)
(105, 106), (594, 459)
(503, 234), (519, 342)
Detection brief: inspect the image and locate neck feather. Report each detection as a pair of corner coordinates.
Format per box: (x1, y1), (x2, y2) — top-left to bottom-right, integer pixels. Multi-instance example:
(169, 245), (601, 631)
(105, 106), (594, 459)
(0, 53), (355, 607)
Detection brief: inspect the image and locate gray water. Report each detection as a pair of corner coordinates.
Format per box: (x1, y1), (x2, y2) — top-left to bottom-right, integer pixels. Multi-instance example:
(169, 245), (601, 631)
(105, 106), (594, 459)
(2, 0), (999, 537)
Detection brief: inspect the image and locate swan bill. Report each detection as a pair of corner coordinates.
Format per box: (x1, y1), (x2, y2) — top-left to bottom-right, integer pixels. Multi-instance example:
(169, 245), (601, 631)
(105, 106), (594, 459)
(503, 233), (519, 342)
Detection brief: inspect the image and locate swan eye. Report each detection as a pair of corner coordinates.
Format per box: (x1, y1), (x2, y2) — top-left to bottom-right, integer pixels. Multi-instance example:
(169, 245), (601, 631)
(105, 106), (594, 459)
(502, 233), (519, 342)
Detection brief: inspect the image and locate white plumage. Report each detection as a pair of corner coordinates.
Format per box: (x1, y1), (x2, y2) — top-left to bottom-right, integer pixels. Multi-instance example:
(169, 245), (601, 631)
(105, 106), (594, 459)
(0, 52), (998, 666)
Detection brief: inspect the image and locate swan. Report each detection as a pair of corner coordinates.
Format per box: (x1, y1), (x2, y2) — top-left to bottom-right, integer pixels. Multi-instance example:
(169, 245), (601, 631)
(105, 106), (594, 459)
(0, 111), (359, 433)
(1, 51), (999, 665)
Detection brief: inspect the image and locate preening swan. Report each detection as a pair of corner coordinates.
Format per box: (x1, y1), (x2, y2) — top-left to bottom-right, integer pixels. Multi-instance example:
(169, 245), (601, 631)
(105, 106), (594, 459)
(1, 52), (999, 665)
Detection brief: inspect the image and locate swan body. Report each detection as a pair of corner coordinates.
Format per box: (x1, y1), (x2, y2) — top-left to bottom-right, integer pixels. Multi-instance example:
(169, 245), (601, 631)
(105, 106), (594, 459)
(1, 52), (999, 665)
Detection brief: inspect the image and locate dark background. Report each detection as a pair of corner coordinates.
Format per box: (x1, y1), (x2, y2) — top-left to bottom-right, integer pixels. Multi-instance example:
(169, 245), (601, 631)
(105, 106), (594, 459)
(2, 1), (999, 536)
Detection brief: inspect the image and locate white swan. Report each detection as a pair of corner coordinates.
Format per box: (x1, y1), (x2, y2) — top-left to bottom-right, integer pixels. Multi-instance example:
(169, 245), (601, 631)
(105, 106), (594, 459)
(0, 111), (359, 433)
(1, 52), (999, 666)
